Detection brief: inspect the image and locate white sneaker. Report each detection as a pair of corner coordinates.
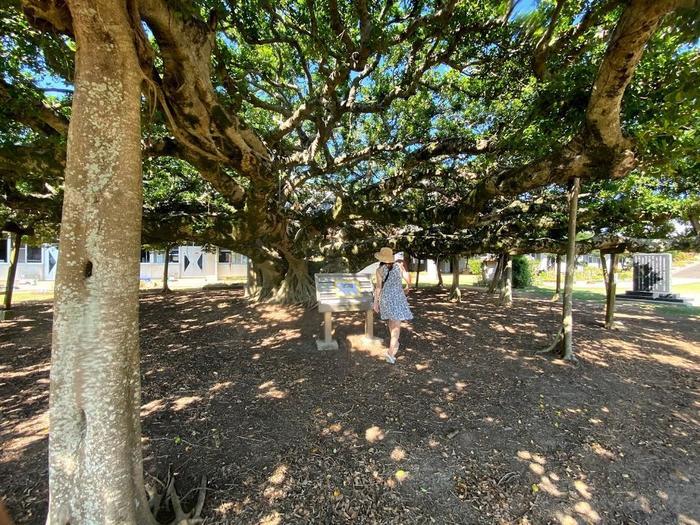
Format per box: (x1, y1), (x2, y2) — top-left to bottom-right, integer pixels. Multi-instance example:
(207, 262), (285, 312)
(385, 351), (396, 364)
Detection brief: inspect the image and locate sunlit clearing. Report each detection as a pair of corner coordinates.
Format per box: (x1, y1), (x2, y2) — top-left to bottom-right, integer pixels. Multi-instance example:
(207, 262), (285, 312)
(209, 381), (233, 393)
(390, 447), (406, 461)
(257, 386), (287, 400)
(268, 464), (287, 485)
(141, 398), (165, 417)
(258, 511), (282, 525)
(517, 450), (546, 465)
(590, 442), (615, 460)
(539, 476), (563, 497)
(172, 396), (202, 411)
(529, 463), (545, 475)
(574, 501), (601, 522)
(555, 512), (578, 525)
(365, 426), (385, 443)
(321, 423), (343, 436)
(2, 410), (48, 453)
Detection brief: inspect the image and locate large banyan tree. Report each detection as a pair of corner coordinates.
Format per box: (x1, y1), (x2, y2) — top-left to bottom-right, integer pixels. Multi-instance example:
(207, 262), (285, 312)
(0, 0), (698, 521)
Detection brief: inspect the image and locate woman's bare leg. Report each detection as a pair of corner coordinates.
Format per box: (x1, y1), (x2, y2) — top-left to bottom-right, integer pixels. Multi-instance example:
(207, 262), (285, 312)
(389, 320), (401, 357)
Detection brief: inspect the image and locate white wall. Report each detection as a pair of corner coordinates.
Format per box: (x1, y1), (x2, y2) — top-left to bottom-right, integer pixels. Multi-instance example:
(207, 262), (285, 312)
(1, 237), (247, 284)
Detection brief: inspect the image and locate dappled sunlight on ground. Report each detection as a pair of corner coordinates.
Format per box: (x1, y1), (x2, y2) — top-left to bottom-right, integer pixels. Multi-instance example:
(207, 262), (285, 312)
(0, 288), (698, 524)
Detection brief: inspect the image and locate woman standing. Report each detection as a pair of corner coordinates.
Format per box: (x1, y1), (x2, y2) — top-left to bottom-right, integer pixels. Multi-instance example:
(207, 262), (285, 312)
(373, 247), (413, 364)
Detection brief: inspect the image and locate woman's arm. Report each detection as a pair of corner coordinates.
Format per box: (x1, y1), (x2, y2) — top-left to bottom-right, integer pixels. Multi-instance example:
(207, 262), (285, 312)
(402, 266), (412, 293)
(373, 268), (382, 311)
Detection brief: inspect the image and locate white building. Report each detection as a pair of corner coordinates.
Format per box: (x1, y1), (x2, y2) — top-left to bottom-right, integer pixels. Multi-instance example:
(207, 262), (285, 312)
(0, 236), (248, 284)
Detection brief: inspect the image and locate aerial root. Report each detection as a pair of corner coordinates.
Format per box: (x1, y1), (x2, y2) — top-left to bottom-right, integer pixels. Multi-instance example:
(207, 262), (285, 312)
(537, 327), (563, 355)
(147, 468), (207, 525)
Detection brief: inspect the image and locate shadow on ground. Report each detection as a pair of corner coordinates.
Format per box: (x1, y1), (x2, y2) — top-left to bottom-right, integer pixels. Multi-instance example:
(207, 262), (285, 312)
(1, 288), (698, 524)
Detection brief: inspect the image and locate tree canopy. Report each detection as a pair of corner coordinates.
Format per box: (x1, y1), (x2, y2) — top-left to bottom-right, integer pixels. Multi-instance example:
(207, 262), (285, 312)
(1, 0), (699, 302)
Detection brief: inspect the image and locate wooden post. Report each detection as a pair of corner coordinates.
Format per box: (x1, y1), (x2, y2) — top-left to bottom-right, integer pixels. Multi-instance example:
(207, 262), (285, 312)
(3, 232), (23, 313)
(324, 311), (333, 343)
(365, 309), (374, 338)
(415, 258), (421, 288)
(605, 253), (619, 329)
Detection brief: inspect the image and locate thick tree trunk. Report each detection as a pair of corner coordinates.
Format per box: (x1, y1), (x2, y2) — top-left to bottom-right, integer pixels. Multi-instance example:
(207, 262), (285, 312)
(499, 254), (513, 306)
(269, 254), (316, 306)
(3, 232), (22, 311)
(162, 244), (172, 293)
(436, 256), (444, 288)
(47, 2), (154, 524)
(244, 257), (257, 298)
(604, 253), (619, 329)
(449, 255), (461, 302)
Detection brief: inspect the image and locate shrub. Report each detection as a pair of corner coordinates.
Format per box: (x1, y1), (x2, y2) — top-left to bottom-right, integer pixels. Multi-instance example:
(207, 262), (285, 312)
(467, 258), (482, 275)
(512, 255), (533, 288)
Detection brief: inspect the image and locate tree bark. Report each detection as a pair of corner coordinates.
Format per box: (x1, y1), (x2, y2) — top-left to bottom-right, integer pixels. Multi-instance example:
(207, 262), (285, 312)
(488, 254), (504, 294)
(415, 258), (421, 289)
(604, 252), (619, 329)
(269, 254), (316, 306)
(47, 2), (155, 523)
(436, 256), (444, 288)
(600, 250), (609, 296)
(162, 243), (172, 293)
(449, 255), (461, 302)
(3, 232), (22, 311)
(499, 254), (513, 306)
(540, 178), (580, 361)
(560, 178), (580, 360)
(244, 257), (257, 298)
(552, 253), (562, 301)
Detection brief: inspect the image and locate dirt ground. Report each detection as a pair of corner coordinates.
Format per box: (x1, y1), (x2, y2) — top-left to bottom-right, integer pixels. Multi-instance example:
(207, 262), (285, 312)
(1, 288), (699, 524)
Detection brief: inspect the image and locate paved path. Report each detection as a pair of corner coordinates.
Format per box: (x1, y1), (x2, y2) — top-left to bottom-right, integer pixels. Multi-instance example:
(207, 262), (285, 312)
(673, 260), (700, 279)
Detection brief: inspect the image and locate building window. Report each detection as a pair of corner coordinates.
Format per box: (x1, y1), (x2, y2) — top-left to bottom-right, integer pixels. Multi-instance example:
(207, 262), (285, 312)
(0, 237), (8, 263)
(153, 251), (165, 264)
(26, 246), (42, 263)
(218, 249), (232, 263)
(232, 253), (248, 265)
(140, 249), (151, 263)
(169, 247), (179, 263)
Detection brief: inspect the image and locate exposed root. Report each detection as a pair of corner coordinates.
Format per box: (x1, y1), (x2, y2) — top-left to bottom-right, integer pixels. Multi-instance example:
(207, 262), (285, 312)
(147, 469), (207, 525)
(537, 327), (563, 355)
(449, 287), (462, 303)
(537, 327), (578, 363)
(550, 293), (560, 302)
(267, 263), (317, 307)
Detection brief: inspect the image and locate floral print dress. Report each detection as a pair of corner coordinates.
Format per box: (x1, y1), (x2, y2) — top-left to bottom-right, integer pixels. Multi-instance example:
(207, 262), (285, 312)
(377, 264), (413, 321)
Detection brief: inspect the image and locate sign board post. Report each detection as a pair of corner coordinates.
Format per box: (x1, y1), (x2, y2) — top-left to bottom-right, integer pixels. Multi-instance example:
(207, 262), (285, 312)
(314, 273), (381, 350)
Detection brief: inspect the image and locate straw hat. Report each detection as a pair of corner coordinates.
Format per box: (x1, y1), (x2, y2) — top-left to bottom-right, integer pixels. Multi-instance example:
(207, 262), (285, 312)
(374, 247), (395, 263)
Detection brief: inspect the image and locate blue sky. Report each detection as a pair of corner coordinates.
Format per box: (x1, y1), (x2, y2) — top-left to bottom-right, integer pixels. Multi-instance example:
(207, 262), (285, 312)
(511, 0), (539, 18)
